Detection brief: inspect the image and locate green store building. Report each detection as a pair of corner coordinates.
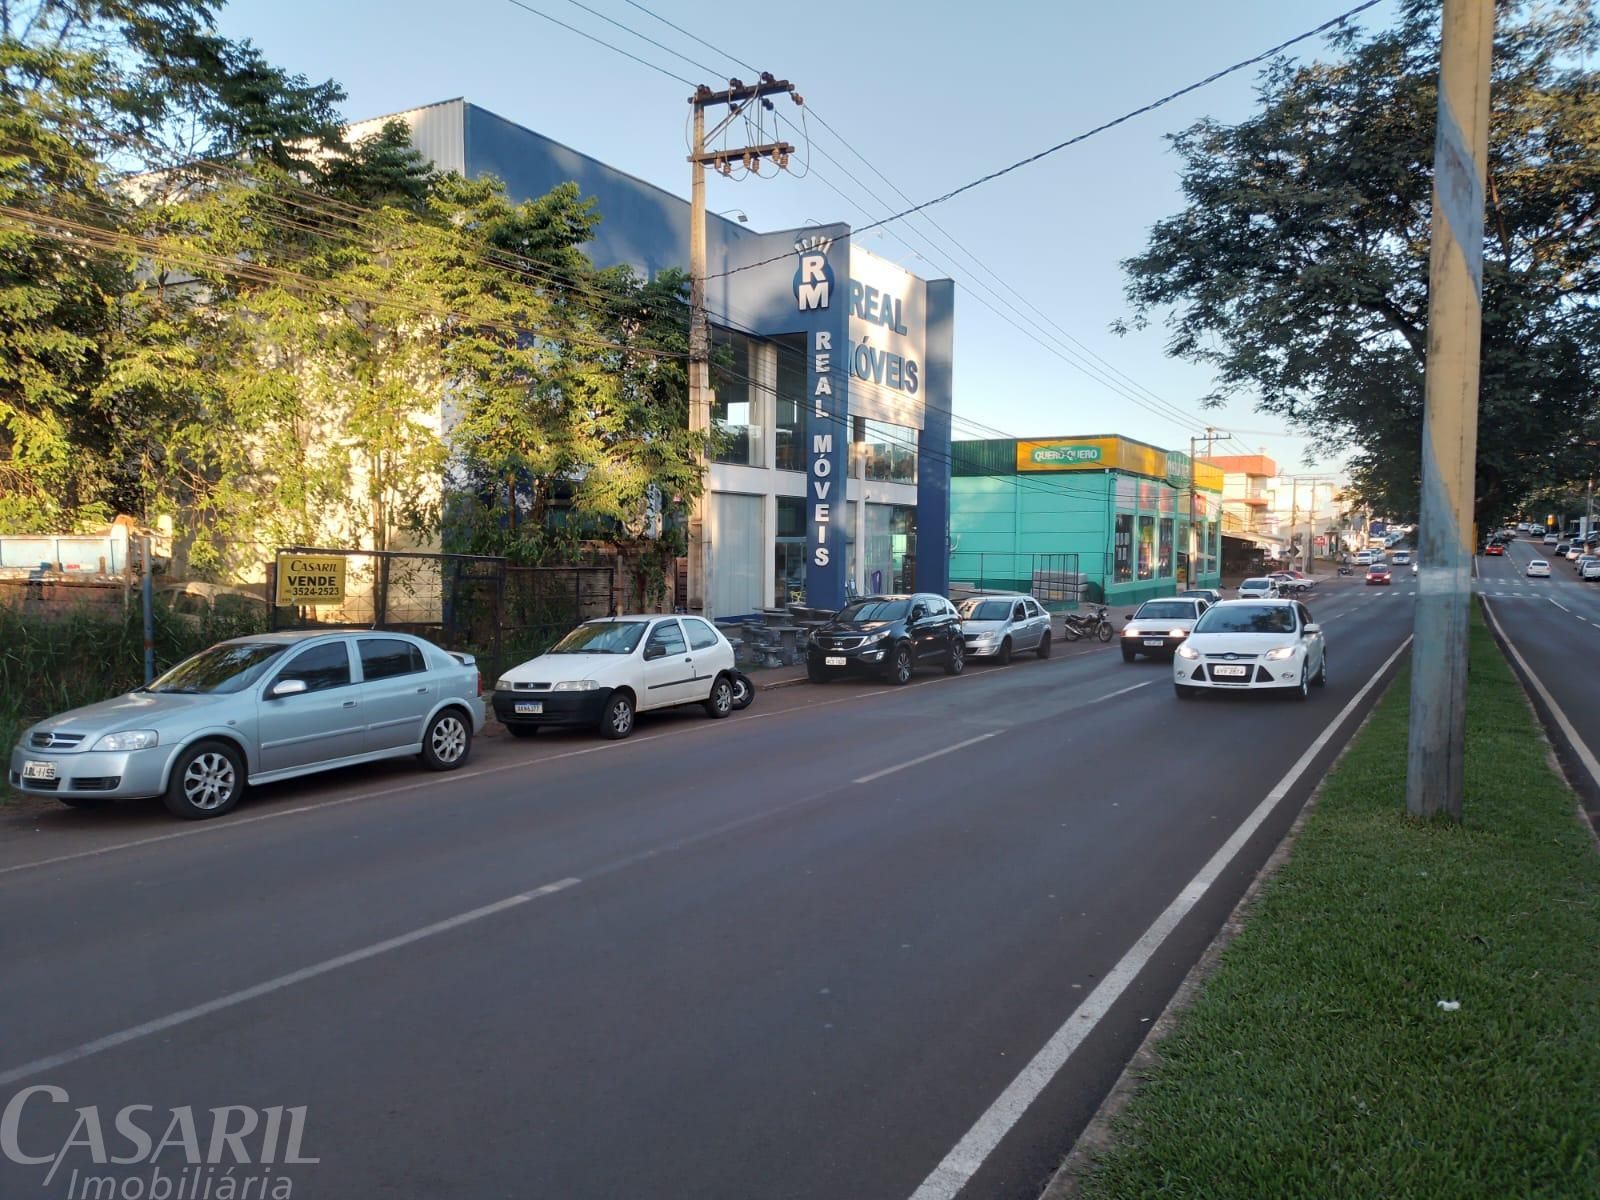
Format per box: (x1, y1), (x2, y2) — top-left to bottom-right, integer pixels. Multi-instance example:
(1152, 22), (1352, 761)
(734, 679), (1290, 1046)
(949, 435), (1225, 608)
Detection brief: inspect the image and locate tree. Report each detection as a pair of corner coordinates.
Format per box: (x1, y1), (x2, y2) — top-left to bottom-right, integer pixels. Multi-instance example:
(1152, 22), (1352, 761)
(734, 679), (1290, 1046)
(1120, 0), (1600, 523)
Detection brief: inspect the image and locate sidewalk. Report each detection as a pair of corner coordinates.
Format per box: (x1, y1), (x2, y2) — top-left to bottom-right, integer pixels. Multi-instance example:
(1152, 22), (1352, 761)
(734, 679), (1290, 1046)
(1055, 607), (1600, 1199)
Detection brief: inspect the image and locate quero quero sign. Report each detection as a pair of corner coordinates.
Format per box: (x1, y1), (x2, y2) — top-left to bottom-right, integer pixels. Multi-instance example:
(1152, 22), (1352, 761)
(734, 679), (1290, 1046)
(1031, 444), (1102, 466)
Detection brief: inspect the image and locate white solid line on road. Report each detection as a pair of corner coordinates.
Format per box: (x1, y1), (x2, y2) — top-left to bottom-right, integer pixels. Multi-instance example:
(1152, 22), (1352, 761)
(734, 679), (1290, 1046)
(1550, 599), (1571, 613)
(907, 634), (1414, 1200)
(1088, 680), (1154, 703)
(0, 877), (581, 1089)
(1482, 600), (1600, 794)
(854, 733), (999, 785)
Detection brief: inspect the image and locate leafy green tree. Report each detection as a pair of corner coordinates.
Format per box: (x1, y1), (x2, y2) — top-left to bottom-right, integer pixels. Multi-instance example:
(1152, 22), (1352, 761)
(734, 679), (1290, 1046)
(1120, 0), (1599, 522)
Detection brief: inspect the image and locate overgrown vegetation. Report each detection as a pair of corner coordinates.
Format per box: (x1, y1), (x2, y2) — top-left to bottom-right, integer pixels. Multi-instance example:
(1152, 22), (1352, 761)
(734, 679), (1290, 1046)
(1079, 609), (1600, 1198)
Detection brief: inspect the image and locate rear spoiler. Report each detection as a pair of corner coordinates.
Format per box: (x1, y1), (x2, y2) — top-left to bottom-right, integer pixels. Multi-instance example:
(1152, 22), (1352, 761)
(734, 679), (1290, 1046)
(447, 651), (476, 667)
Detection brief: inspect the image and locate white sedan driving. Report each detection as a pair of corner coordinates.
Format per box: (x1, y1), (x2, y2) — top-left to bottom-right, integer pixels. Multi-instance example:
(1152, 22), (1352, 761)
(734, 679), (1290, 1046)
(1526, 559), (1551, 578)
(1173, 599), (1327, 701)
(493, 615), (737, 739)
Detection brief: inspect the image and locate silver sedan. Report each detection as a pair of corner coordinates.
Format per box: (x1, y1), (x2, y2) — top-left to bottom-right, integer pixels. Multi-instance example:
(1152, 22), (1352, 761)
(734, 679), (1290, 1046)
(957, 593), (1054, 664)
(9, 631), (485, 820)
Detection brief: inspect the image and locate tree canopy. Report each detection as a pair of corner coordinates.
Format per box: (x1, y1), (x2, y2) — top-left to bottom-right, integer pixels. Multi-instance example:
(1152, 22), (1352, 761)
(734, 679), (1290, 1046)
(1121, 0), (1599, 522)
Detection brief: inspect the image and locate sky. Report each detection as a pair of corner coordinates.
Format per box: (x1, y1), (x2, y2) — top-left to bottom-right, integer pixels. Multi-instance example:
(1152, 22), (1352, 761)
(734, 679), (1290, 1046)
(215, 0), (1407, 477)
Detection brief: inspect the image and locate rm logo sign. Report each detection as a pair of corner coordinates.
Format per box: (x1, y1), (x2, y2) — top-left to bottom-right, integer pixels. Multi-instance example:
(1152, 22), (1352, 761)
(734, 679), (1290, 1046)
(275, 553), (346, 606)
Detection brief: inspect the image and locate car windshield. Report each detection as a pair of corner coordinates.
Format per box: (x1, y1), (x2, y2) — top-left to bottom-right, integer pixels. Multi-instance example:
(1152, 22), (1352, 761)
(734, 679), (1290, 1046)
(1369, 565), (1388, 572)
(549, 621), (647, 654)
(959, 599), (1015, 621)
(145, 642), (287, 694)
(1136, 601), (1195, 620)
(1241, 579), (1272, 589)
(1196, 605), (1297, 635)
(837, 598), (911, 623)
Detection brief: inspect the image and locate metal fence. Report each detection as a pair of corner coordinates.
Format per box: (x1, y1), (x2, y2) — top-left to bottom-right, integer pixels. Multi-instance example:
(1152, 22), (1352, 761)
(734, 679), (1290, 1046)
(947, 552), (1086, 609)
(269, 547), (616, 683)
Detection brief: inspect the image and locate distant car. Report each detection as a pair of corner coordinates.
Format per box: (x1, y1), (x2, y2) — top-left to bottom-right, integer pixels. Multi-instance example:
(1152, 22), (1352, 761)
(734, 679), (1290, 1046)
(1267, 571), (1315, 594)
(1366, 564), (1392, 585)
(1237, 577), (1280, 600)
(1567, 545), (1584, 561)
(1484, 543), (1505, 556)
(10, 631), (484, 819)
(1526, 559), (1551, 578)
(1577, 555), (1598, 576)
(494, 615), (738, 739)
(956, 593), (1053, 664)
(806, 593), (964, 685)
(1391, 550), (1411, 565)
(1544, 533), (1560, 546)
(1174, 599), (1327, 701)
(1555, 542), (1571, 557)
(1120, 597), (1210, 662)
(1178, 588), (1224, 605)
(1354, 550), (1376, 566)
(1583, 560), (1600, 582)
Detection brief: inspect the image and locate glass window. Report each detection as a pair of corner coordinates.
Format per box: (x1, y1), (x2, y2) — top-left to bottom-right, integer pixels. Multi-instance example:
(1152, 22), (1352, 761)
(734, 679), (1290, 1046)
(1159, 518), (1174, 577)
(646, 620), (687, 656)
(1026, 600), (1045, 618)
(1137, 601), (1199, 621)
(359, 638), (424, 681)
(711, 326), (759, 467)
(838, 597), (910, 622)
(1138, 515), (1156, 581)
(1114, 513), (1133, 583)
(774, 333), (805, 471)
(550, 621), (647, 655)
(683, 618), (720, 651)
(1195, 604), (1296, 634)
(860, 419), (917, 484)
(275, 641), (352, 692)
(776, 496), (805, 539)
(960, 599), (1014, 621)
(147, 643), (286, 695)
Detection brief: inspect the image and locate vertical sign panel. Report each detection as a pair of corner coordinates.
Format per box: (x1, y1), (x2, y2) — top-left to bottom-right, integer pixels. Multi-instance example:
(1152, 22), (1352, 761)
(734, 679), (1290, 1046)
(794, 235), (848, 608)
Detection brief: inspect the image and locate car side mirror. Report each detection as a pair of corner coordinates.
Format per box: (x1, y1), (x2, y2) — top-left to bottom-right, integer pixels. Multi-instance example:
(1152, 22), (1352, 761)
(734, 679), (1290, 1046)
(644, 644), (666, 661)
(1303, 623), (1322, 636)
(911, 606), (927, 622)
(269, 678), (308, 698)
(1123, 613), (1133, 621)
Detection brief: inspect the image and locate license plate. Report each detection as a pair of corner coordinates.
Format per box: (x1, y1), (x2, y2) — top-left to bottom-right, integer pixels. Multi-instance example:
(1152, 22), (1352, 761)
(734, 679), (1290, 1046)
(825, 656), (847, 667)
(22, 760), (57, 781)
(514, 702), (542, 715)
(1212, 665), (1248, 678)
(1143, 639), (1165, 647)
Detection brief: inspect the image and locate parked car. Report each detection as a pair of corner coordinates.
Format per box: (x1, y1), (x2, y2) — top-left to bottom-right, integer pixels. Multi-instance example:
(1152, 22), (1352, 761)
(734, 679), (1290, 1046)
(1366, 564), (1392, 585)
(1120, 597), (1210, 662)
(1576, 554), (1598, 575)
(806, 593), (964, 685)
(1566, 545), (1584, 561)
(1554, 542), (1571, 557)
(1178, 588), (1224, 605)
(493, 615), (737, 740)
(1582, 560), (1600, 582)
(1174, 599), (1327, 700)
(956, 593), (1052, 665)
(1544, 533), (1560, 546)
(9, 631), (484, 819)
(1526, 559), (1551, 578)
(1237, 577), (1280, 600)
(1267, 571), (1316, 594)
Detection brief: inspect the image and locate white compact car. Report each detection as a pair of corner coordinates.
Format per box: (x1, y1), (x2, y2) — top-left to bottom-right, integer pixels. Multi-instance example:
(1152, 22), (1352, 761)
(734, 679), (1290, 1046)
(1120, 596), (1210, 661)
(492, 615), (737, 739)
(1526, 559), (1551, 578)
(1237, 577), (1280, 600)
(1583, 559), (1600, 582)
(1173, 599), (1327, 701)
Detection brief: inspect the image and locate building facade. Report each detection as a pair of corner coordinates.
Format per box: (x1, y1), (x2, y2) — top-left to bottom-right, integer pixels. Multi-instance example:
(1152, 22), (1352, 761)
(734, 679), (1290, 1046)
(353, 99), (954, 617)
(949, 436), (1224, 607)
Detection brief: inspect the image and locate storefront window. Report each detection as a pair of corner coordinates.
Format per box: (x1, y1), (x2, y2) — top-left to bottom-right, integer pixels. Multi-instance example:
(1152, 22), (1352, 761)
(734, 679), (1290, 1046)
(711, 326), (761, 467)
(775, 496), (804, 605)
(861, 419), (917, 485)
(1158, 518), (1174, 577)
(864, 504), (916, 593)
(1137, 515), (1156, 581)
(1114, 513), (1133, 583)
(774, 333), (804, 472)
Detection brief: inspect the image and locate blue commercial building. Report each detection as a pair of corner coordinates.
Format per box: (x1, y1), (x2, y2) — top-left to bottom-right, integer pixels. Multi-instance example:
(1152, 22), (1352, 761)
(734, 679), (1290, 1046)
(354, 99), (955, 617)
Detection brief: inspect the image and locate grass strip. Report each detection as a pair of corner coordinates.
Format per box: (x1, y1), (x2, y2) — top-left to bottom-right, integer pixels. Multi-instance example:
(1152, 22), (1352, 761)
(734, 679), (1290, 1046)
(1079, 607), (1600, 1199)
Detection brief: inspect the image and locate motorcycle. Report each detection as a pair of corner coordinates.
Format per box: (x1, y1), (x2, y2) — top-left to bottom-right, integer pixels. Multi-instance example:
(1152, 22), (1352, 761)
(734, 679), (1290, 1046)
(1337, 565), (1354, 576)
(1061, 605), (1114, 643)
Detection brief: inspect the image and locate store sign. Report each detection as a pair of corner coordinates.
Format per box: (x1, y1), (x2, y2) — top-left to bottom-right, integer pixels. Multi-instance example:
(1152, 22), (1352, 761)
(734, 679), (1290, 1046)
(847, 248), (926, 429)
(275, 553), (345, 606)
(1031, 444), (1102, 466)
(809, 330), (838, 568)
(793, 236), (834, 310)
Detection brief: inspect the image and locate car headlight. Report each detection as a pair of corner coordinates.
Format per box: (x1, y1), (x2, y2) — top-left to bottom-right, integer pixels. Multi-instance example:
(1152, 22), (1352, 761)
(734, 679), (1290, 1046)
(92, 730), (159, 752)
(1175, 643), (1200, 660)
(1264, 646), (1299, 661)
(1121, 626), (1140, 637)
(495, 677), (514, 692)
(1168, 628), (1187, 638)
(551, 679), (600, 692)
(972, 631), (998, 643)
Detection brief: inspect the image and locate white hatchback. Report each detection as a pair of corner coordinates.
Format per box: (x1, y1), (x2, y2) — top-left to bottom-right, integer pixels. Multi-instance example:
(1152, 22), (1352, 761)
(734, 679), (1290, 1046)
(1526, 559), (1551, 578)
(1174, 599), (1327, 701)
(493, 615), (737, 739)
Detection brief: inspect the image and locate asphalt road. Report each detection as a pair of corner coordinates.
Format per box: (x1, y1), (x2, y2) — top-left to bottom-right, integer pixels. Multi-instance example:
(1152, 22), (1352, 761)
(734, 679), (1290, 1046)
(1, 577), (1416, 1200)
(1473, 536), (1600, 827)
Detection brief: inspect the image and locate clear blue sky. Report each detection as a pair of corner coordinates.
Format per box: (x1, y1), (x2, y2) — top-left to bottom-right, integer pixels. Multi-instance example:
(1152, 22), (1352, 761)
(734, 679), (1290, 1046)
(216, 0), (1405, 474)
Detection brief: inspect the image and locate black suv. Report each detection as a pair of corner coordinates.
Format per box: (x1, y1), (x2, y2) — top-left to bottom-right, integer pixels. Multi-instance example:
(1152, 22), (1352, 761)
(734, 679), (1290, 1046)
(806, 593), (965, 685)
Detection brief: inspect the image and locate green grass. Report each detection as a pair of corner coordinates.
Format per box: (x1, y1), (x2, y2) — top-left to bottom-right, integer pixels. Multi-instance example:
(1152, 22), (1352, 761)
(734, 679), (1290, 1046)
(1080, 608), (1600, 1200)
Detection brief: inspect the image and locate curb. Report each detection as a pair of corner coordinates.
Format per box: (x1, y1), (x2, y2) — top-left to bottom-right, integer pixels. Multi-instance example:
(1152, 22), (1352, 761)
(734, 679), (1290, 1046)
(1038, 657), (1407, 1199)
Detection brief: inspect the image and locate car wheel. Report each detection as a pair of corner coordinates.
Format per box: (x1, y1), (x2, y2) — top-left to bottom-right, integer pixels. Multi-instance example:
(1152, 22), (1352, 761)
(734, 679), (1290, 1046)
(730, 672), (755, 710)
(890, 644), (914, 685)
(945, 640), (965, 676)
(1294, 665), (1310, 701)
(704, 675), (734, 718)
(806, 660), (829, 684)
(600, 691), (635, 739)
(995, 637), (1011, 667)
(1121, 646), (1137, 663)
(162, 740), (245, 820)
(422, 708), (473, 770)
(1175, 684), (1196, 700)
(1315, 652), (1328, 687)
(1037, 632), (1052, 660)
(505, 723), (539, 738)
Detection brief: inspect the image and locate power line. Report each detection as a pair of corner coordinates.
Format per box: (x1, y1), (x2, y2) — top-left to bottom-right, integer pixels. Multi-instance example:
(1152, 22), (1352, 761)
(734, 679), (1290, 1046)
(502, 0), (693, 86)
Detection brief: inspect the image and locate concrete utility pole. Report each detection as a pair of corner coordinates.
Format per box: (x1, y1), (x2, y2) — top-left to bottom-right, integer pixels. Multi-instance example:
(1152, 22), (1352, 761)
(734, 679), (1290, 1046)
(1407, 0), (1494, 822)
(685, 75), (798, 618)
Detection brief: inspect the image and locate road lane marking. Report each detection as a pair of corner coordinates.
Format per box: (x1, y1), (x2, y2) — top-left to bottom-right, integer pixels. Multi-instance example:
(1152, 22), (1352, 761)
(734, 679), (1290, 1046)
(853, 733), (999, 785)
(907, 633), (1415, 1200)
(1482, 600), (1600, 795)
(1088, 680), (1154, 703)
(0, 877), (581, 1088)
(1551, 599), (1571, 613)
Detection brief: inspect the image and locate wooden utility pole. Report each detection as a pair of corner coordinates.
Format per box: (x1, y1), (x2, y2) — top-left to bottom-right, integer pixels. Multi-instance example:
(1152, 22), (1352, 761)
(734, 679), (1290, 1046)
(685, 75), (798, 617)
(1407, 0), (1494, 821)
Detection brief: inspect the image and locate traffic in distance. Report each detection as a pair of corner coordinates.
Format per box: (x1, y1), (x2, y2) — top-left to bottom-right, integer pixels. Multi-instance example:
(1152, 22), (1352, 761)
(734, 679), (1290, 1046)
(11, 571), (1368, 821)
